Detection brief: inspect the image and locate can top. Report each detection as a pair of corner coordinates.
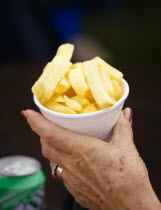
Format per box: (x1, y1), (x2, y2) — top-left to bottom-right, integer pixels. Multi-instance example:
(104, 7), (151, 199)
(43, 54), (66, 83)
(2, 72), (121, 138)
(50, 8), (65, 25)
(0, 156), (41, 177)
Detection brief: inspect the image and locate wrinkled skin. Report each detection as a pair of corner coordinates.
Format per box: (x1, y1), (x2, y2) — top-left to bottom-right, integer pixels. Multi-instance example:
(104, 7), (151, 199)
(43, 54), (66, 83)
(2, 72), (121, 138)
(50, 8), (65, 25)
(22, 108), (161, 210)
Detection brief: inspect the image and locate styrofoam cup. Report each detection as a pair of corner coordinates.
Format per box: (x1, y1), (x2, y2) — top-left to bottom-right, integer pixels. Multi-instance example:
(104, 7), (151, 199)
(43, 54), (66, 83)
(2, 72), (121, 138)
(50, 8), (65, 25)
(33, 79), (129, 141)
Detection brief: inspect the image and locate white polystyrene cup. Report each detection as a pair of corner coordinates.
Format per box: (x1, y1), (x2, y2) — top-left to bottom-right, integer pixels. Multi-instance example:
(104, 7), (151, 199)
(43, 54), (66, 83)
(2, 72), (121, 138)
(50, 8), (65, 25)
(34, 79), (129, 141)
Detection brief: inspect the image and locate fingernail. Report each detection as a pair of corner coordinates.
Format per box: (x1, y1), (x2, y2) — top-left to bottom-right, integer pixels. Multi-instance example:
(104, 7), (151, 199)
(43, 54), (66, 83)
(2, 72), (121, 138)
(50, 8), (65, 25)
(124, 108), (132, 122)
(21, 111), (28, 120)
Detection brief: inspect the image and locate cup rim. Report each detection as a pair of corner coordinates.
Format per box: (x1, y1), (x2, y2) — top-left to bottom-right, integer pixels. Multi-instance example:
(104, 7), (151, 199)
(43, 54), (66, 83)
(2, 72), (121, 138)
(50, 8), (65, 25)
(34, 78), (129, 119)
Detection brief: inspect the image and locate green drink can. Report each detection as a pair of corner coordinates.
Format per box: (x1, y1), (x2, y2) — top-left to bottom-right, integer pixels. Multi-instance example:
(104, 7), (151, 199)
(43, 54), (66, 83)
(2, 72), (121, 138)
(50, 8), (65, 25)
(0, 156), (46, 210)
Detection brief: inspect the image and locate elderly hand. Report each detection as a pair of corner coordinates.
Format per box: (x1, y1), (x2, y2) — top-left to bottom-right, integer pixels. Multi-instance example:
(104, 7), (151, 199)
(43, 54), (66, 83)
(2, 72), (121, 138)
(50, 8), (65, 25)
(22, 108), (160, 210)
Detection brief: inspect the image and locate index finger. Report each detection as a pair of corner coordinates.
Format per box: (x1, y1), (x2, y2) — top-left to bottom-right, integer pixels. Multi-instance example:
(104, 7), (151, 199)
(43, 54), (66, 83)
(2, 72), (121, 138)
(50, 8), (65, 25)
(22, 110), (90, 154)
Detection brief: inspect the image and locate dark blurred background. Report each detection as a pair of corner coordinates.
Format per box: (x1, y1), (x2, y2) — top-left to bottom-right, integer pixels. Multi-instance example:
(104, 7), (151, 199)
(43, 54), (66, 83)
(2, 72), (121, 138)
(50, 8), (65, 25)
(0, 0), (161, 209)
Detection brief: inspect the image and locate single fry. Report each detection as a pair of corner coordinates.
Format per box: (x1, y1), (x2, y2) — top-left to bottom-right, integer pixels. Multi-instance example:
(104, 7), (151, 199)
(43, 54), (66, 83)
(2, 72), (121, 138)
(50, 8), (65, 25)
(94, 57), (123, 81)
(81, 103), (97, 114)
(32, 82), (44, 102)
(64, 95), (82, 112)
(32, 60), (64, 102)
(40, 96), (49, 105)
(32, 62), (53, 101)
(43, 62), (51, 72)
(71, 96), (90, 107)
(45, 94), (64, 104)
(68, 63), (89, 97)
(54, 95), (65, 103)
(45, 102), (76, 114)
(55, 43), (74, 61)
(43, 56), (72, 100)
(83, 60), (114, 109)
(98, 64), (114, 97)
(55, 77), (71, 94)
(112, 80), (122, 101)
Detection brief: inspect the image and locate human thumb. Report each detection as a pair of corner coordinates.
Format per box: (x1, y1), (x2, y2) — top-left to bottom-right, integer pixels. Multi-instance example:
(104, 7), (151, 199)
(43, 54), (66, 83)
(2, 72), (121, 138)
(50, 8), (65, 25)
(112, 108), (133, 148)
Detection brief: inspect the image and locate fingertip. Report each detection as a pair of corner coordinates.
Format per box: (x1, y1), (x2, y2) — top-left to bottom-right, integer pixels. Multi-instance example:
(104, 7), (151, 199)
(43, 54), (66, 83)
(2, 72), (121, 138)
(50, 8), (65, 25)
(123, 107), (132, 122)
(21, 111), (28, 120)
(113, 108), (132, 134)
(21, 110), (42, 123)
(112, 108), (133, 146)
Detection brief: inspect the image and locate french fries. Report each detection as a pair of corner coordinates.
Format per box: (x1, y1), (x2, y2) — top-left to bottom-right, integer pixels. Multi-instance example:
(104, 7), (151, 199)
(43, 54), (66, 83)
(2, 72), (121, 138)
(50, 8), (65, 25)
(32, 62), (53, 102)
(112, 80), (122, 101)
(98, 64), (114, 97)
(45, 102), (76, 114)
(55, 77), (71, 94)
(71, 96), (90, 107)
(43, 56), (72, 100)
(55, 43), (74, 61)
(94, 57), (123, 81)
(32, 43), (124, 114)
(81, 104), (97, 114)
(32, 44), (74, 102)
(64, 95), (82, 112)
(68, 63), (89, 97)
(83, 60), (114, 109)
(45, 94), (64, 104)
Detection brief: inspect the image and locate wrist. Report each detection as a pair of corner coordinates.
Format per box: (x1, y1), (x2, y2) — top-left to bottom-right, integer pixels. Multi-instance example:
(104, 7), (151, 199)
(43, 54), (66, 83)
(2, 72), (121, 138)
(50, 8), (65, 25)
(120, 177), (160, 210)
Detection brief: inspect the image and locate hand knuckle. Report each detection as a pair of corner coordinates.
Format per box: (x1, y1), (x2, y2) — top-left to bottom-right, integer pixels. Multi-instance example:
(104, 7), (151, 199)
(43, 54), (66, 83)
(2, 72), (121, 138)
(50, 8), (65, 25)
(42, 147), (48, 158)
(44, 129), (55, 142)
